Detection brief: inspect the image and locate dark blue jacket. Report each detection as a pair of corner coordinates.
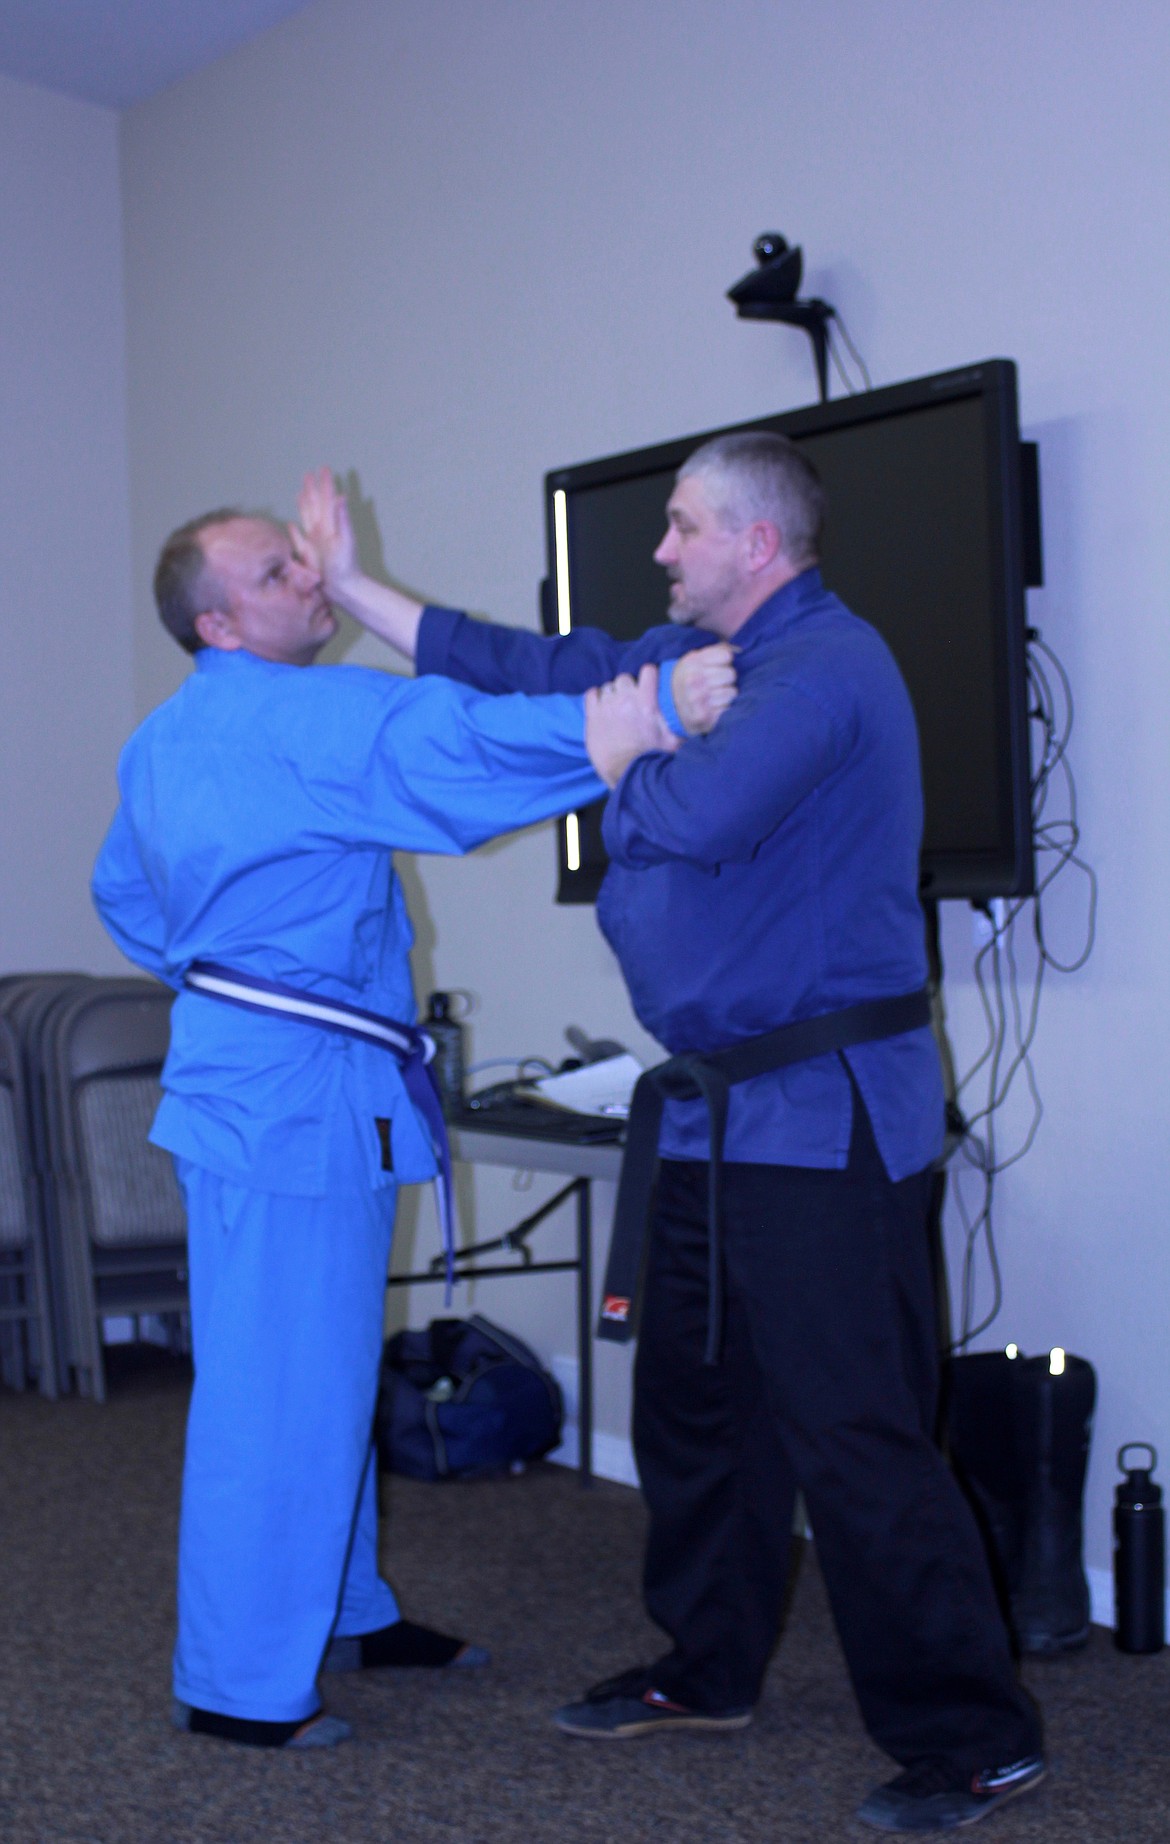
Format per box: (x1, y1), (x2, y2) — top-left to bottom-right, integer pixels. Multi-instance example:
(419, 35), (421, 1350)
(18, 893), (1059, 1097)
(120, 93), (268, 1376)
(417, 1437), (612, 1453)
(418, 569), (943, 1178)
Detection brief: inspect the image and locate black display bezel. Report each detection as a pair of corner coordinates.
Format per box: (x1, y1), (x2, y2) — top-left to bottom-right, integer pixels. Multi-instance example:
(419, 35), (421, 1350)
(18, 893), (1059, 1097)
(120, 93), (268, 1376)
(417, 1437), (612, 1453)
(543, 359), (1035, 904)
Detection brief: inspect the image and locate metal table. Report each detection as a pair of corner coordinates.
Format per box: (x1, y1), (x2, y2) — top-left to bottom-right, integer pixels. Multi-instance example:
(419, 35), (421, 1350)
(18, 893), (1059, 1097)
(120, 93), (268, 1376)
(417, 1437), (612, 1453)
(385, 1122), (623, 1485)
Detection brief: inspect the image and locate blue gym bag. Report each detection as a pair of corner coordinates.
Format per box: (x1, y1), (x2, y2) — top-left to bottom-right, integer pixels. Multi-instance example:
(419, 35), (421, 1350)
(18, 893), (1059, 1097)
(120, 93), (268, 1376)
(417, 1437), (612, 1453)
(376, 1314), (563, 1481)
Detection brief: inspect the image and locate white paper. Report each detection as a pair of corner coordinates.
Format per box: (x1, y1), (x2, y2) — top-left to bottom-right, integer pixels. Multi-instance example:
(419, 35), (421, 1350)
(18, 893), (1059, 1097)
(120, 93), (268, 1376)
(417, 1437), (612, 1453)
(529, 1052), (643, 1119)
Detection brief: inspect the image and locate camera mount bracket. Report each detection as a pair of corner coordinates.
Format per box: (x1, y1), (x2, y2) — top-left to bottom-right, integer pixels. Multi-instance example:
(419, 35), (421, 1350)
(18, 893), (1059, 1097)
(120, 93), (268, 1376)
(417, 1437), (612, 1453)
(727, 234), (838, 403)
(732, 296), (836, 404)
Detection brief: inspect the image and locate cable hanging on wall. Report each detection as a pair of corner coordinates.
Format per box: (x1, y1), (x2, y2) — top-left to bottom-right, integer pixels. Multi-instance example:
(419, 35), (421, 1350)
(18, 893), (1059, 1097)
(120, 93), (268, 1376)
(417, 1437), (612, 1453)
(947, 627), (1097, 1348)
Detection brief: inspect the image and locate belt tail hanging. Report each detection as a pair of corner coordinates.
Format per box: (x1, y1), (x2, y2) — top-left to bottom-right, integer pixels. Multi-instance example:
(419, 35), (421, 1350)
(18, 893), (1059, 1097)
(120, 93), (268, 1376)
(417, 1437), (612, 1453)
(184, 960), (457, 1300)
(597, 1054), (729, 1363)
(398, 1055), (456, 1301)
(597, 1068), (667, 1344)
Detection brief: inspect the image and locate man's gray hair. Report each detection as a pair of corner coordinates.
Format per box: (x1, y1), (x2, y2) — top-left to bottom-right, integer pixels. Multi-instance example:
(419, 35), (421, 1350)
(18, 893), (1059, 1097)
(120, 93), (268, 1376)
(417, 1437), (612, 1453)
(153, 509), (245, 654)
(678, 431), (825, 567)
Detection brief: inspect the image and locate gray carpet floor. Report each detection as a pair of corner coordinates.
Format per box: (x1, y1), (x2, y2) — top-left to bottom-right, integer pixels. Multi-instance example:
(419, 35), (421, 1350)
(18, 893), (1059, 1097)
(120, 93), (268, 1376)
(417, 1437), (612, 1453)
(1, 1348), (1168, 1843)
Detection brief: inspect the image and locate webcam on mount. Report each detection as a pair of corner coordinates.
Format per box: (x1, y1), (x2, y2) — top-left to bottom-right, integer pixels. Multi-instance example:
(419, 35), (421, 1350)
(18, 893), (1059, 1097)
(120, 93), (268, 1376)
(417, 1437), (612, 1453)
(727, 232), (804, 309)
(727, 232), (836, 402)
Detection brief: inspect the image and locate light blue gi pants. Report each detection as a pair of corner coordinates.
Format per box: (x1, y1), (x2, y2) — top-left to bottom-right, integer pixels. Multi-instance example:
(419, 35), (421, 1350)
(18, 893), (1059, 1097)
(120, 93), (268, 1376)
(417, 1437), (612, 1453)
(173, 1113), (400, 1721)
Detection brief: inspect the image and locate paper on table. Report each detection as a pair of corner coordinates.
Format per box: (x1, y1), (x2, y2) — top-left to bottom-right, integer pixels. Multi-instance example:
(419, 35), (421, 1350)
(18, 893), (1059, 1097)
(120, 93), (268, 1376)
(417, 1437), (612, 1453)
(530, 1053), (644, 1119)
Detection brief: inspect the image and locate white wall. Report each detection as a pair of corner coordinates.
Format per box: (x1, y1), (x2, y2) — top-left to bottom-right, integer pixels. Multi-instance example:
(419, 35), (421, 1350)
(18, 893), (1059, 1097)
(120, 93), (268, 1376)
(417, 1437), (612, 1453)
(0, 71), (135, 972)
(118, 0), (1170, 1575)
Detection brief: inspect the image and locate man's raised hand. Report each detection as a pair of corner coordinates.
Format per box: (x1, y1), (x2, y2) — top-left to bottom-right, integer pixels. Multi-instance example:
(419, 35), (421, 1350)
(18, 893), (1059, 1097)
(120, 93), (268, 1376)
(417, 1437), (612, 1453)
(585, 664), (681, 788)
(294, 468), (357, 596)
(294, 468), (424, 661)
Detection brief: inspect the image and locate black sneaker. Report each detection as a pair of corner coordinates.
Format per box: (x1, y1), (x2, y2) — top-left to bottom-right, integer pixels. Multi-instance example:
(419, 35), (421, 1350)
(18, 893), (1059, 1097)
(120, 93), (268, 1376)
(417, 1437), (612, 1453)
(857, 1755), (1046, 1832)
(553, 1665), (752, 1740)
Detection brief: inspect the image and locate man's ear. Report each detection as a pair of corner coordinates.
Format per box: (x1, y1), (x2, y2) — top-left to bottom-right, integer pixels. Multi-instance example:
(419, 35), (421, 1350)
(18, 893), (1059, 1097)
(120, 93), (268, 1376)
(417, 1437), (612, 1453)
(744, 519), (784, 574)
(193, 607), (241, 652)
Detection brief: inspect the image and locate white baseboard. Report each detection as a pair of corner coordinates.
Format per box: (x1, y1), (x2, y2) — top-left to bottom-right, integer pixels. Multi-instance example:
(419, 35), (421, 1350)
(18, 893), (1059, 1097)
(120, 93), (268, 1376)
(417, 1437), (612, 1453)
(1086, 1566), (1170, 1636)
(102, 1313), (176, 1347)
(546, 1354), (640, 1487)
(547, 1422), (639, 1487)
(1088, 1566), (1113, 1629)
(1086, 1563), (1170, 1635)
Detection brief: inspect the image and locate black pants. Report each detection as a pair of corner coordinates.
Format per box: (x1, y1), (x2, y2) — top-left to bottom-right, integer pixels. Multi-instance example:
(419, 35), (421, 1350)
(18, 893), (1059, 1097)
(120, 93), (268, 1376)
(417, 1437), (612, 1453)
(632, 1105), (1040, 1773)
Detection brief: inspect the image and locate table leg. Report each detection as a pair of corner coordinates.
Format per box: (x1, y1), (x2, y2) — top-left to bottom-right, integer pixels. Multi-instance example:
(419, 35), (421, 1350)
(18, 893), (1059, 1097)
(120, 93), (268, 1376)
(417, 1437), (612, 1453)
(576, 1178), (593, 1487)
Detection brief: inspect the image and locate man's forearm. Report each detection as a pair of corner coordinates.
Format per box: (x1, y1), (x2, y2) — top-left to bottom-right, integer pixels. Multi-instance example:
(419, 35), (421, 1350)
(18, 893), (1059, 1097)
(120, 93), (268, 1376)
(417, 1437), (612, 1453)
(419, 608), (736, 737)
(328, 573), (425, 661)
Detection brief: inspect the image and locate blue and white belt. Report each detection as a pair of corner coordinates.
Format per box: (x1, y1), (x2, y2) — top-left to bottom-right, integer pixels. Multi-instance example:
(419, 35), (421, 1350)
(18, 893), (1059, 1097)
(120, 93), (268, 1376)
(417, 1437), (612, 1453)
(183, 960), (456, 1298)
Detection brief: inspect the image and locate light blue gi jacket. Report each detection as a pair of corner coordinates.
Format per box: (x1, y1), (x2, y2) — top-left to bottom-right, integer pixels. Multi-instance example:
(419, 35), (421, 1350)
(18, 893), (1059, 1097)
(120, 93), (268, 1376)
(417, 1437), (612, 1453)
(92, 647), (605, 1194)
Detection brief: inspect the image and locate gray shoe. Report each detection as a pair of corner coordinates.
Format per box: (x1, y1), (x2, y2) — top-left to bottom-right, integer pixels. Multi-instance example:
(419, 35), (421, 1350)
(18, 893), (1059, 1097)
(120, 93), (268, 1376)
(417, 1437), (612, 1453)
(554, 1668), (751, 1740)
(856, 1755), (1046, 1832)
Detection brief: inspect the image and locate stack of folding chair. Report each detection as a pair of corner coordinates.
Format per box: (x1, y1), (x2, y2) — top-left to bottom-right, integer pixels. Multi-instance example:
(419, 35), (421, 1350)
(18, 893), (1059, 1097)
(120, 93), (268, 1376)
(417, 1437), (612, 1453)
(0, 1004), (57, 1394)
(0, 972), (90, 1395)
(0, 974), (188, 1400)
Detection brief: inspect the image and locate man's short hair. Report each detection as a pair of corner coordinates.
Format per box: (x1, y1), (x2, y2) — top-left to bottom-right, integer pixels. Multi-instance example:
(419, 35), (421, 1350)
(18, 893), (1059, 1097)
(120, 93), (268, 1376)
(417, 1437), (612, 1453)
(679, 432), (826, 567)
(153, 509), (244, 654)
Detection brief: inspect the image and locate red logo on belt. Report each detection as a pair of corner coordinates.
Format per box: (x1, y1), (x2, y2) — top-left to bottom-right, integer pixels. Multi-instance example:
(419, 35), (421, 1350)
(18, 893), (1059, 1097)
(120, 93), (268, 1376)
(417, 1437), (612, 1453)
(601, 1294), (631, 1322)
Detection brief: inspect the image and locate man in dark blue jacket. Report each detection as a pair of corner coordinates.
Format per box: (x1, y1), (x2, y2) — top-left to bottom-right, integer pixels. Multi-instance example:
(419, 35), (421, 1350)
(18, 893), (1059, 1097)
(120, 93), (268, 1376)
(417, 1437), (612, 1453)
(299, 444), (1044, 1833)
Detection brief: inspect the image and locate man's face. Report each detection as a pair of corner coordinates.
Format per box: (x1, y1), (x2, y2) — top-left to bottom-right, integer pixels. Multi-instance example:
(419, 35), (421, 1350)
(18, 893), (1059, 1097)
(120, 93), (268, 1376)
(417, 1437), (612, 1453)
(196, 518), (337, 667)
(653, 473), (749, 636)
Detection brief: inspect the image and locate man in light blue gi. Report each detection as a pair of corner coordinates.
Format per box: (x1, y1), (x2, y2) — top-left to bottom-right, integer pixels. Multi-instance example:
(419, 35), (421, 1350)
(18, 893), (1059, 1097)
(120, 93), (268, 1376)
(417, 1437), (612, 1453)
(92, 505), (702, 1750)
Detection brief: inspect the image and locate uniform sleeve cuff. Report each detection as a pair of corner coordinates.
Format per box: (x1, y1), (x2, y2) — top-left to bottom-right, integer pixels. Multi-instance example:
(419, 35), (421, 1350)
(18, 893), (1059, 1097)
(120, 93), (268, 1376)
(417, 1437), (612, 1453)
(416, 605), (465, 677)
(658, 660), (688, 738)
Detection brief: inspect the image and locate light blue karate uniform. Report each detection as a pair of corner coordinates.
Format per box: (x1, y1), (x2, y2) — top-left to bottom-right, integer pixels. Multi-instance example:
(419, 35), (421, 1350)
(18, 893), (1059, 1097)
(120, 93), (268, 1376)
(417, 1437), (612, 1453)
(92, 647), (604, 1721)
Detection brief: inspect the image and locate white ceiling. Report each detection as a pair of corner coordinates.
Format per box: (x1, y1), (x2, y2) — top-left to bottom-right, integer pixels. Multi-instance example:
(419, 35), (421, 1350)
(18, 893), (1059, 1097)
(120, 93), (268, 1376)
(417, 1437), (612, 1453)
(0, 0), (315, 109)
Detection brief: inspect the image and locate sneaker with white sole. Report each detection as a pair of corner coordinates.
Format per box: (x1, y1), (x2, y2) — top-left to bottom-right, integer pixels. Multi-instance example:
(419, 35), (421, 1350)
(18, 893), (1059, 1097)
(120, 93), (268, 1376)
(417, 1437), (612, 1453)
(554, 1666), (752, 1740)
(856, 1754), (1047, 1832)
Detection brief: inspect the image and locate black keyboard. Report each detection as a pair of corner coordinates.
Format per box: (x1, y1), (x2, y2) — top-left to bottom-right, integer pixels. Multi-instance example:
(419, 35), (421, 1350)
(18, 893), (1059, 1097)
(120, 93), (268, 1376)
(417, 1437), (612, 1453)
(450, 1099), (624, 1145)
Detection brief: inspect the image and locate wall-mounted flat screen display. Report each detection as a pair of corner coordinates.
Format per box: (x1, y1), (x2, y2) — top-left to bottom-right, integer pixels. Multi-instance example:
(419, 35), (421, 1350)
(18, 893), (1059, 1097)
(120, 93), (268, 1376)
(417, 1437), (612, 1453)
(543, 358), (1037, 903)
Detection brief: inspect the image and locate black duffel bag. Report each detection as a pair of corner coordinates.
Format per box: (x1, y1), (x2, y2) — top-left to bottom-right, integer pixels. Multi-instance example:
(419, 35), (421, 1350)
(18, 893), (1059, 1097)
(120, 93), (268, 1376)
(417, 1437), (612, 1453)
(376, 1314), (563, 1481)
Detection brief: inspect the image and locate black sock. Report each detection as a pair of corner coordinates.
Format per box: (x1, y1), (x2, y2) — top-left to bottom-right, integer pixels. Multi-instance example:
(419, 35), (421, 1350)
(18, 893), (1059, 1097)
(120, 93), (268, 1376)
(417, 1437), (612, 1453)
(359, 1620), (466, 1668)
(186, 1705), (320, 1748)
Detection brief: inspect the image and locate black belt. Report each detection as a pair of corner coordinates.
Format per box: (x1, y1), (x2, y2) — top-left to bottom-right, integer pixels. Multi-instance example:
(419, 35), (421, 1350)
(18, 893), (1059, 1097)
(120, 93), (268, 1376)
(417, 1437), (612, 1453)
(598, 988), (932, 1363)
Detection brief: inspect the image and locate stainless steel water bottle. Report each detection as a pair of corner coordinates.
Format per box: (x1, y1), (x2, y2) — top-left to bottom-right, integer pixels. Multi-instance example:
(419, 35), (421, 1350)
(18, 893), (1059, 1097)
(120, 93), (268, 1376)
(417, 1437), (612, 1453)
(1114, 1443), (1165, 1653)
(424, 991), (465, 1118)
